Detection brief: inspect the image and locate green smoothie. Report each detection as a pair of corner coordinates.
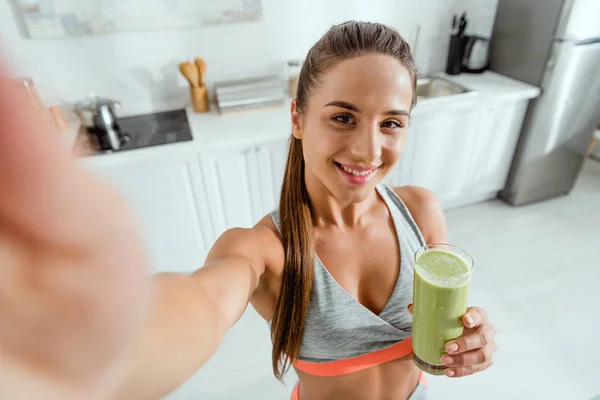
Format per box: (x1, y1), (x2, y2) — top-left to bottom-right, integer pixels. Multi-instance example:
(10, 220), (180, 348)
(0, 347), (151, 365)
(412, 246), (473, 375)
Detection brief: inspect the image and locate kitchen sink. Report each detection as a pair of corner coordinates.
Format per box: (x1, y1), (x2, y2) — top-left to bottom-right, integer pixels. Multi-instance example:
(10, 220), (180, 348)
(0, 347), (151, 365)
(416, 76), (473, 101)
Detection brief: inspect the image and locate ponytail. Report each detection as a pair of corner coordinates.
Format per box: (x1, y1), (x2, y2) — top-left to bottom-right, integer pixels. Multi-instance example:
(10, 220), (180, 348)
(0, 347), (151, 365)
(270, 136), (314, 380)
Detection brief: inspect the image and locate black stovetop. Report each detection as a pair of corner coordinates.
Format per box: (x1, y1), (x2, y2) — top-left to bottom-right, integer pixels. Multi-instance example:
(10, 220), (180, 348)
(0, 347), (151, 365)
(85, 109), (193, 154)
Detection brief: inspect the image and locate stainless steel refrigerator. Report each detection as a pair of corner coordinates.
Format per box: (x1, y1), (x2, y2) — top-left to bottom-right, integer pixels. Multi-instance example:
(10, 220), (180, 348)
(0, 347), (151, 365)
(490, 0), (600, 206)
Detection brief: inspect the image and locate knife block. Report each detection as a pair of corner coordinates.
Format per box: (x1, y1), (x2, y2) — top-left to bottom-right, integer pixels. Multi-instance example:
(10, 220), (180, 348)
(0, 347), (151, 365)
(190, 86), (209, 113)
(445, 34), (467, 75)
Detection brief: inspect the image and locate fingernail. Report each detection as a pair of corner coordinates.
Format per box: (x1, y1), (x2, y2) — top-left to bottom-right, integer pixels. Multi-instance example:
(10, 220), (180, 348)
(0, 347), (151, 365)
(441, 356), (453, 365)
(446, 343), (459, 353)
(466, 315), (475, 325)
(445, 369), (455, 377)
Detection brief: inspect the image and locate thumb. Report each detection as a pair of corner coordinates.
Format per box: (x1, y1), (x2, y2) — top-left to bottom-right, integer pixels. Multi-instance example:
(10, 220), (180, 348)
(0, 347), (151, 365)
(407, 303), (413, 314)
(0, 60), (121, 249)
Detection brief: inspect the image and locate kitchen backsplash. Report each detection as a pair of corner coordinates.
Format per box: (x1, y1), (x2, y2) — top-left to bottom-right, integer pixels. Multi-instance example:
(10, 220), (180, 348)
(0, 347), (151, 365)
(0, 0), (498, 113)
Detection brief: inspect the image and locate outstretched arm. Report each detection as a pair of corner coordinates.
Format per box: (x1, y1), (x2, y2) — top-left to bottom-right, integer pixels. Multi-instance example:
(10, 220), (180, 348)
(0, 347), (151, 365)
(112, 227), (275, 400)
(0, 58), (273, 400)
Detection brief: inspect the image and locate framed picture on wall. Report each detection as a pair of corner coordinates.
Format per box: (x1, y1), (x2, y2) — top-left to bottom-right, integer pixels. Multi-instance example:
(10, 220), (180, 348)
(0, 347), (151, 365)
(13, 0), (263, 39)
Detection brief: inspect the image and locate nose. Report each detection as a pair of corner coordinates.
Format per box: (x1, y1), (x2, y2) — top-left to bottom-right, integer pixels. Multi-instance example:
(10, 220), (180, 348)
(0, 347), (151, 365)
(350, 123), (382, 161)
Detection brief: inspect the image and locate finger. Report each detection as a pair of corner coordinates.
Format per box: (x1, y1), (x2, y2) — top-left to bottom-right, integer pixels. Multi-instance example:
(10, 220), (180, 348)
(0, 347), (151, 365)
(444, 360), (493, 378)
(441, 342), (496, 366)
(0, 60), (69, 181)
(0, 60), (122, 249)
(445, 324), (496, 354)
(462, 306), (488, 329)
(407, 303), (413, 314)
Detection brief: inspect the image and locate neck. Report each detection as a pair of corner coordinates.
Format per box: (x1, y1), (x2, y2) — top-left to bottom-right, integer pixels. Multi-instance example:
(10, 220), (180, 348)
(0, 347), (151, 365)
(304, 171), (379, 228)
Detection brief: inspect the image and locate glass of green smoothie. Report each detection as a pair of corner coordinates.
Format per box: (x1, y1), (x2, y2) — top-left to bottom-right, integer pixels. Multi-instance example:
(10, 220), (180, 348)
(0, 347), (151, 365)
(412, 243), (474, 375)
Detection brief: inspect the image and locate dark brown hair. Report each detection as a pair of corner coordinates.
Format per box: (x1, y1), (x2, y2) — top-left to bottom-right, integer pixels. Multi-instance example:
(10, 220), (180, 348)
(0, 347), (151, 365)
(271, 20), (418, 380)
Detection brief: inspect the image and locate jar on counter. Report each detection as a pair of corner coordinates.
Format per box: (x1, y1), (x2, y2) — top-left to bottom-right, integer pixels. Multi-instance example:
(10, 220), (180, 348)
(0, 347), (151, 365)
(286, 59), (303, 98)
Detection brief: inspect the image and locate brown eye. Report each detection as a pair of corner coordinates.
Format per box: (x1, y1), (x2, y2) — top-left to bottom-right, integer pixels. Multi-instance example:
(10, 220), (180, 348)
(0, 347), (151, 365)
(381, 120), (404, 129)
(332, 114), (355, 125)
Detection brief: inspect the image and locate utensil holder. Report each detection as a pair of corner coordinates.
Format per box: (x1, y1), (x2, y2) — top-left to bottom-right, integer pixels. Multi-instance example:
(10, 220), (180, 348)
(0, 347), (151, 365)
(191, 86), (210, 113)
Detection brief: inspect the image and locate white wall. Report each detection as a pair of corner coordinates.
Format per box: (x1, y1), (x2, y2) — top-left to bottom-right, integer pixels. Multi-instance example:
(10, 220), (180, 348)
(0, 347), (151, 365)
(1, 0), (498, 114)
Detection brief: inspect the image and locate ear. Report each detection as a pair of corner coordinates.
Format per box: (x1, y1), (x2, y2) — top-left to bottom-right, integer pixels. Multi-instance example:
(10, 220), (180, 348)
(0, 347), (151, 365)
(290, 99), (303, 139)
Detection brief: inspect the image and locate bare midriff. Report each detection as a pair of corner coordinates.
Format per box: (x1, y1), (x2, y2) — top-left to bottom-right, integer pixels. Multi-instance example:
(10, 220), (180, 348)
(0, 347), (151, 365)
(294, 356), (419, 400)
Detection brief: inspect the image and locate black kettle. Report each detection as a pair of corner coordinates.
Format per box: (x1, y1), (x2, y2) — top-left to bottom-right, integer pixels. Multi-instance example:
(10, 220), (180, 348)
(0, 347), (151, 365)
(462, 36), (490, 73)
(445, 13), (490, 75)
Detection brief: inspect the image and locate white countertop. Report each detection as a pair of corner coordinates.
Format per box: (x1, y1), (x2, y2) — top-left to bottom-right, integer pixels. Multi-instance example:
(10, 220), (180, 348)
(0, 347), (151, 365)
(70, 71), (540, 168)
(436, 71), (540, 101)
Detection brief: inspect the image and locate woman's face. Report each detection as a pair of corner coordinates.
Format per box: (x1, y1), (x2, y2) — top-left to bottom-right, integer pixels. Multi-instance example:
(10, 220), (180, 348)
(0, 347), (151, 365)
(292, 54), (414, 204)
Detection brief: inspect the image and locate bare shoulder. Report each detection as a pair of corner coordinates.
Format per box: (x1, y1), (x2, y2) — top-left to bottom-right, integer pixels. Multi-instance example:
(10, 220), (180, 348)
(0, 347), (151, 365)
(205, 214), (284, 275)
(391, 185), (447, 244)
(254, 214), (285, 273)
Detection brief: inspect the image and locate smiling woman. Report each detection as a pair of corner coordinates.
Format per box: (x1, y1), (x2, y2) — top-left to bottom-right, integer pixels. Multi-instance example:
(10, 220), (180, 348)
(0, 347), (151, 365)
(0, 20), (496, 400)
(271, 23), (426, 399)
(315, 92), (412, 186)
(293, 51), (415, 198)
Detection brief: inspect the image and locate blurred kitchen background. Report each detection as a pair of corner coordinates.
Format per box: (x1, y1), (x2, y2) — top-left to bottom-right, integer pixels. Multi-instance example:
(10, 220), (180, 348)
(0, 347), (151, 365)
(1, 0), (599, 399)
(1, 0), (498, 110)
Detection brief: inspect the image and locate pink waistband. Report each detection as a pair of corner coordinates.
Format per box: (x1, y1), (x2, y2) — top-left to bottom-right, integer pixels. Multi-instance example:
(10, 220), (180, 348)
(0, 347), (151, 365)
(293, 337), (414, 377)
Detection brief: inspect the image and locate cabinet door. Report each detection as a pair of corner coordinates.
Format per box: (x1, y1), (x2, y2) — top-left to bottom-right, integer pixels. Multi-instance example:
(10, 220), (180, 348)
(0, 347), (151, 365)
(93, 154), (210, 274)
(408, 110), (479, 204)
(466, 100), (529, 194)
(198, 143), (262, 240)
(256, 137), (290, 214)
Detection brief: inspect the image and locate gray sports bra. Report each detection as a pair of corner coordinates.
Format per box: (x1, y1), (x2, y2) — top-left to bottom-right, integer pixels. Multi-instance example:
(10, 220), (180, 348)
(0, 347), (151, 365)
(269, 184), (426, 363)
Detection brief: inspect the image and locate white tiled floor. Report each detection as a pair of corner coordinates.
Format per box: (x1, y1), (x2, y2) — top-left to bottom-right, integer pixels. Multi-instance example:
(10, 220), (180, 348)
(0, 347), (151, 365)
(169, 160), (600, 400)
(428, 161), (600, 400)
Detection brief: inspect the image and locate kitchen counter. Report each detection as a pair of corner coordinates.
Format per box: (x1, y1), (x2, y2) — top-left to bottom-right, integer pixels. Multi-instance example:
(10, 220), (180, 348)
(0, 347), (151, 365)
(435, 71), (540, 102)
(71, 71), (540, 168)
(73, 71), (540, 274)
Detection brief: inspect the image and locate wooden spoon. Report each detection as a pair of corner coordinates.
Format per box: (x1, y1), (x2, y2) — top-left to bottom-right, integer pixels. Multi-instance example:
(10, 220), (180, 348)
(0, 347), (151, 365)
(195, 58), (207, 87)
(179, 62), (200, 88)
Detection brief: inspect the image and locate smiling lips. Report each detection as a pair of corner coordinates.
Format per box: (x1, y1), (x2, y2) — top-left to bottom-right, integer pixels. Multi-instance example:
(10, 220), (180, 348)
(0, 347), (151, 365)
(335, 162), (380, 185)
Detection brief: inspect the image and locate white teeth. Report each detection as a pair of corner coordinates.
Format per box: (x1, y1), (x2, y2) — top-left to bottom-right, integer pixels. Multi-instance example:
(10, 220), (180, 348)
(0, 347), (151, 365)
(341, 164), (374, 176)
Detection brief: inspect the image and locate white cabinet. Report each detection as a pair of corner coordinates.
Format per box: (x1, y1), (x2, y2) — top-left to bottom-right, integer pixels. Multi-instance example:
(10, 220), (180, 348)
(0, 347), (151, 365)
(406, 109), (480, 205)
(197, 143), (263, 241)
(198, 138), (289, 243)
(465, 100), (529, 195)
(85, 138), (290, 274)
(256, 137), (289, 214)
(92, 154), (210, 274)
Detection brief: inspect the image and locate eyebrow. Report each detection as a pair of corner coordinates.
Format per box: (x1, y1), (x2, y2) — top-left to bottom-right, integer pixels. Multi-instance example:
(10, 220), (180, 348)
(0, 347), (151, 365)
(324, 101), (410, 118)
